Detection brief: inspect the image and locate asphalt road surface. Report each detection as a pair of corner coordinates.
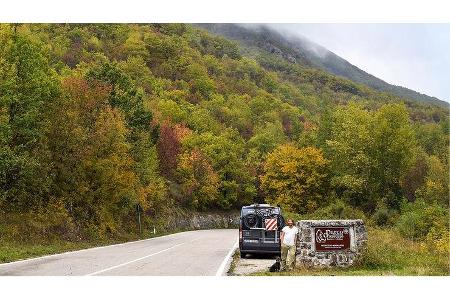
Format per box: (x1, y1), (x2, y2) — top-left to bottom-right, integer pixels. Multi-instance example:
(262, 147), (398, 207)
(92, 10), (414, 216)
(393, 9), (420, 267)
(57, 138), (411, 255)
(0, 229), (238, 276)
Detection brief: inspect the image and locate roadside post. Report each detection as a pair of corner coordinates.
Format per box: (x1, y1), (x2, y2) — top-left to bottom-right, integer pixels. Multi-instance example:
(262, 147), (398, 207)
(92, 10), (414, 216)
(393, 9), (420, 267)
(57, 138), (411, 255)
(136, 204), (142, 235)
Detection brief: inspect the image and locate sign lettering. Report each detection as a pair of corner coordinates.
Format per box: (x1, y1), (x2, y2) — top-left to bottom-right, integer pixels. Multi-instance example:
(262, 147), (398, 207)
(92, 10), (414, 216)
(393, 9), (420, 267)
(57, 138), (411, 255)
(314, 227), (350, 251)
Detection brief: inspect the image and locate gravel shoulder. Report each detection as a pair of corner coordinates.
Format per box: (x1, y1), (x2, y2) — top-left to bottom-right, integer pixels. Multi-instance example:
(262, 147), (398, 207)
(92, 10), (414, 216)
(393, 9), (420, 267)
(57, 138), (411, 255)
(227, 249), (278, 276)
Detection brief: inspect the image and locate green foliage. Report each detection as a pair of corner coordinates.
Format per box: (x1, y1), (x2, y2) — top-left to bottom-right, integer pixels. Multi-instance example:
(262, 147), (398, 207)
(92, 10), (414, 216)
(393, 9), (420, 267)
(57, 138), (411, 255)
(415, 121), (449, 161)
(326, 103), (373, 207)
(87, 61), (153, 131)
(0, 25), (59, 211)
(372, 207), (399, 227)
(371, 104), (417, 202)
(248, 122), (287, 155)
(396, 200), (448, 241)
(415, 155), (449, 206)
(327, 102), (418, 211)
(182, 130), (256, 209)
(297, 199), (366, 220)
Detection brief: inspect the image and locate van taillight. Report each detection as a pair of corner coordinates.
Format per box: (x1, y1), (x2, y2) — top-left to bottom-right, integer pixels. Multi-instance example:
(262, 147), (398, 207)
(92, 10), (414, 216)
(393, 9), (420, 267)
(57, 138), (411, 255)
(239, 225), (242, 240)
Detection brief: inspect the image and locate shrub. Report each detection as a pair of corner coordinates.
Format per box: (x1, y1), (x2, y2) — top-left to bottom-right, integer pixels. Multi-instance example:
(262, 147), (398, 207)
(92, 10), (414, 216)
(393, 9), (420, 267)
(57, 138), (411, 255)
(396, 201), (448, 241)
(372, 207), (398, 227)
(425, 221), (449, 254)
(309, 199), (366, 220)
(283, 199), (366, 222)
(355, 227), (449, 275)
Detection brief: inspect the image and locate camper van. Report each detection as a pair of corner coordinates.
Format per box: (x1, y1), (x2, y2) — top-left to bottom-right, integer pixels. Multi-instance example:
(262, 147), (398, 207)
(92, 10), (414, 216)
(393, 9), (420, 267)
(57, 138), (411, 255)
(239, 204), (285, 258)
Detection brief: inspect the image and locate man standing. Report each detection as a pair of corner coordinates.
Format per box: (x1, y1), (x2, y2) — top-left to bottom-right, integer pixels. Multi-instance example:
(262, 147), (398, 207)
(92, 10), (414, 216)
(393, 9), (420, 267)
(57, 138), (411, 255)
(280, 219), (298, 271)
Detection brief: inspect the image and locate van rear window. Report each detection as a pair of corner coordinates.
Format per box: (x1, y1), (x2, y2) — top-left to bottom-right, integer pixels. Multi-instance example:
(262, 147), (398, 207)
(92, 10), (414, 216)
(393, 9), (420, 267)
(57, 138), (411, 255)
(242, 208), (255, 215)
(241, 207), (280, 215)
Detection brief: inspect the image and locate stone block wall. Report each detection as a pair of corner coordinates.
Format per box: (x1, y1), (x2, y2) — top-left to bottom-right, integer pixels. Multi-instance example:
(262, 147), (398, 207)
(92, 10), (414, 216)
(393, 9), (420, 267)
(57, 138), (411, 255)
(296, 219), (367, 267)
(164, 211), (239, 231)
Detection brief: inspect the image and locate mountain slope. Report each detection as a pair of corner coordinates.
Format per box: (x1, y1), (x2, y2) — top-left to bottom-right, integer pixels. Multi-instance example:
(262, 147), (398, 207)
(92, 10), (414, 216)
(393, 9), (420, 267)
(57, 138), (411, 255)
(198, 24), (447, 107)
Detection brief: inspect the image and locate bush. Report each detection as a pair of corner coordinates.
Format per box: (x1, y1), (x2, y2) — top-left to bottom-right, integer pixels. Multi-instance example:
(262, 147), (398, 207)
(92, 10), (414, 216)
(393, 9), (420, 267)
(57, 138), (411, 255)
(425, 221), (449, 254)
(396, 200), (448, 241)
(283, 199), (366, 222)
(310, 199), (366, 220)
(372, 207), (398, 227)
(355, 227), (449, 275)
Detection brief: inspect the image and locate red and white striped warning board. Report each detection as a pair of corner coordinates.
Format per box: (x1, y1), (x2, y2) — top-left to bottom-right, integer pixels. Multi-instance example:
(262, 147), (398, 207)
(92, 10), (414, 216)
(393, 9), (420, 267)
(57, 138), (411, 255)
(265, 218), (278, 231)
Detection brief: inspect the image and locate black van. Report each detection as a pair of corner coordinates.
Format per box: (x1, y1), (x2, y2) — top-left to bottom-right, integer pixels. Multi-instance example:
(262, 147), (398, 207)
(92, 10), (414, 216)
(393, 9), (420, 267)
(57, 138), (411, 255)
(239, 204), (285, 258)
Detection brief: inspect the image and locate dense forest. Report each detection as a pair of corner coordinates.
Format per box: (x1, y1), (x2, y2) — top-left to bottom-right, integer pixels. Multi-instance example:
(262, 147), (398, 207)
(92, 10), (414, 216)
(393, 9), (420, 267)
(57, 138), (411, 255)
(0, 24), (448, 259)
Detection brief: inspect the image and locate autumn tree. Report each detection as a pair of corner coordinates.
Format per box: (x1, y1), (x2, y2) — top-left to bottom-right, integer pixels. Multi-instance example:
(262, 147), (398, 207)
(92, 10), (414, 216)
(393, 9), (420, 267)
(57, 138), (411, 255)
(182, 130), (256, 209)
(400, 151), (428, 202)
(86, 62), (159, 204)
(47, 77), (140, 236)
(261, 144), (329, 213)
(156, 121), (183, 179)
(176, 149), (219, 210)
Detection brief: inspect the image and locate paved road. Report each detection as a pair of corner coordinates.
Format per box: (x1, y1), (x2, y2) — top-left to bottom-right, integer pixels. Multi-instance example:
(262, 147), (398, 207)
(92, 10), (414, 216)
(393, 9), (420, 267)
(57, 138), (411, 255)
(0, 229), (237, 276)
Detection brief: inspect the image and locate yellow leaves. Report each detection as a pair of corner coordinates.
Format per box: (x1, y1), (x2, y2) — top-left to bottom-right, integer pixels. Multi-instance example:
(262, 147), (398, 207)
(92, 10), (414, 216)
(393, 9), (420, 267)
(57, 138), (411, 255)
(261, 144), (328, 214)
(124, 31), (148, 59)
(137, 178), (167, 212)
(281, 161), (298, 174)
(177, 149), (220, 210)
(424, 222), (450, 255)
(415, 155), (449, 205)
(173, 123), (192, 142)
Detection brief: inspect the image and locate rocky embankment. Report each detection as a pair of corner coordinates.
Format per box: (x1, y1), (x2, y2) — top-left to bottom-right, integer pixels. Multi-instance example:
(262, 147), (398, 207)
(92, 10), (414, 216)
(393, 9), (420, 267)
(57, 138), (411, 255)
(161, 210), (240, 231)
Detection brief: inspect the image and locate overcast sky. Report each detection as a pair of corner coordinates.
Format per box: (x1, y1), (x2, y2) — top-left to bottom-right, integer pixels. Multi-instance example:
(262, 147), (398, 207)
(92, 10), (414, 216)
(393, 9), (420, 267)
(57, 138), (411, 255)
(269, 24), (450, 102)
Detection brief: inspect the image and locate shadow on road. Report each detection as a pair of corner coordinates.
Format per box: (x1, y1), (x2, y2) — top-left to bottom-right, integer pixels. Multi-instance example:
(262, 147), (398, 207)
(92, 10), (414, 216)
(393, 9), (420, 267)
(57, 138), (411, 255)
(241, 253), (279, 260)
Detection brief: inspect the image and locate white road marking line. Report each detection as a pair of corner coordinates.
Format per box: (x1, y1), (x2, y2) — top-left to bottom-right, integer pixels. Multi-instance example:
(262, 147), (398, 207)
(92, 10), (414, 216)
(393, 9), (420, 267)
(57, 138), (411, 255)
(85, 237), (202, 276)
(215, 239), (238, 276)
(85, 243), (185, 276)
(0, 231), (195, 267)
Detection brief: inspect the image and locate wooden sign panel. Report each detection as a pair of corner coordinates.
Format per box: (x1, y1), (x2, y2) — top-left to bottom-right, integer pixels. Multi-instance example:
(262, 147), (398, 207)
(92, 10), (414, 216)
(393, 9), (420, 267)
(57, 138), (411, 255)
(314, 227), (350, 251)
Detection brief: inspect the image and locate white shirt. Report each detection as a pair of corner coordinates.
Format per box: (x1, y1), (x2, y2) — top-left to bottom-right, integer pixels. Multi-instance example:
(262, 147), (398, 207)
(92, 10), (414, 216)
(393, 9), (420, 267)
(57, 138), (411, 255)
(281, 225), (298, 246)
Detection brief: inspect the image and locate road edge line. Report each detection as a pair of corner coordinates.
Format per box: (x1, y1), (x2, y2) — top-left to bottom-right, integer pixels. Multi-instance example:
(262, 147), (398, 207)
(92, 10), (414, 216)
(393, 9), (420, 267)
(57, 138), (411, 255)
(0, 230), (194, 267)
(215, 239), (238, 276)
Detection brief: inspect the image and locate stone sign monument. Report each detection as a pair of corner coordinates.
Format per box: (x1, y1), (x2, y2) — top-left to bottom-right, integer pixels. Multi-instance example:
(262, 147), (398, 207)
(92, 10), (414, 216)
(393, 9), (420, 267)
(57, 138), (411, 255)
(296, 219), (367, 267)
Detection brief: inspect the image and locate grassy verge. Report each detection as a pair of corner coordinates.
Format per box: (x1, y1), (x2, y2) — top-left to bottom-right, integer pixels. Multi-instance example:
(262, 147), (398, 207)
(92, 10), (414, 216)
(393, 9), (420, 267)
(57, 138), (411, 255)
(227, 249), (240, 275)
(255, 227), (449, 276)
(0, 229), (184, 264)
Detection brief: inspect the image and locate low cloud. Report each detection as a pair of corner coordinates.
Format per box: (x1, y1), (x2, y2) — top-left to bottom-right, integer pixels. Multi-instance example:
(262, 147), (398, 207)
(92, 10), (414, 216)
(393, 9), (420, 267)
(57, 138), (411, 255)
(265, 23), (450, 102)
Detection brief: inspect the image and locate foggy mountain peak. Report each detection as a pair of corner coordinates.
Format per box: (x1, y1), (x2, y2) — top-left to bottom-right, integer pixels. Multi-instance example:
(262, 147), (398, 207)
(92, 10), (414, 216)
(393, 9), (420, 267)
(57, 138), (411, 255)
(198, 23), (447, 107)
